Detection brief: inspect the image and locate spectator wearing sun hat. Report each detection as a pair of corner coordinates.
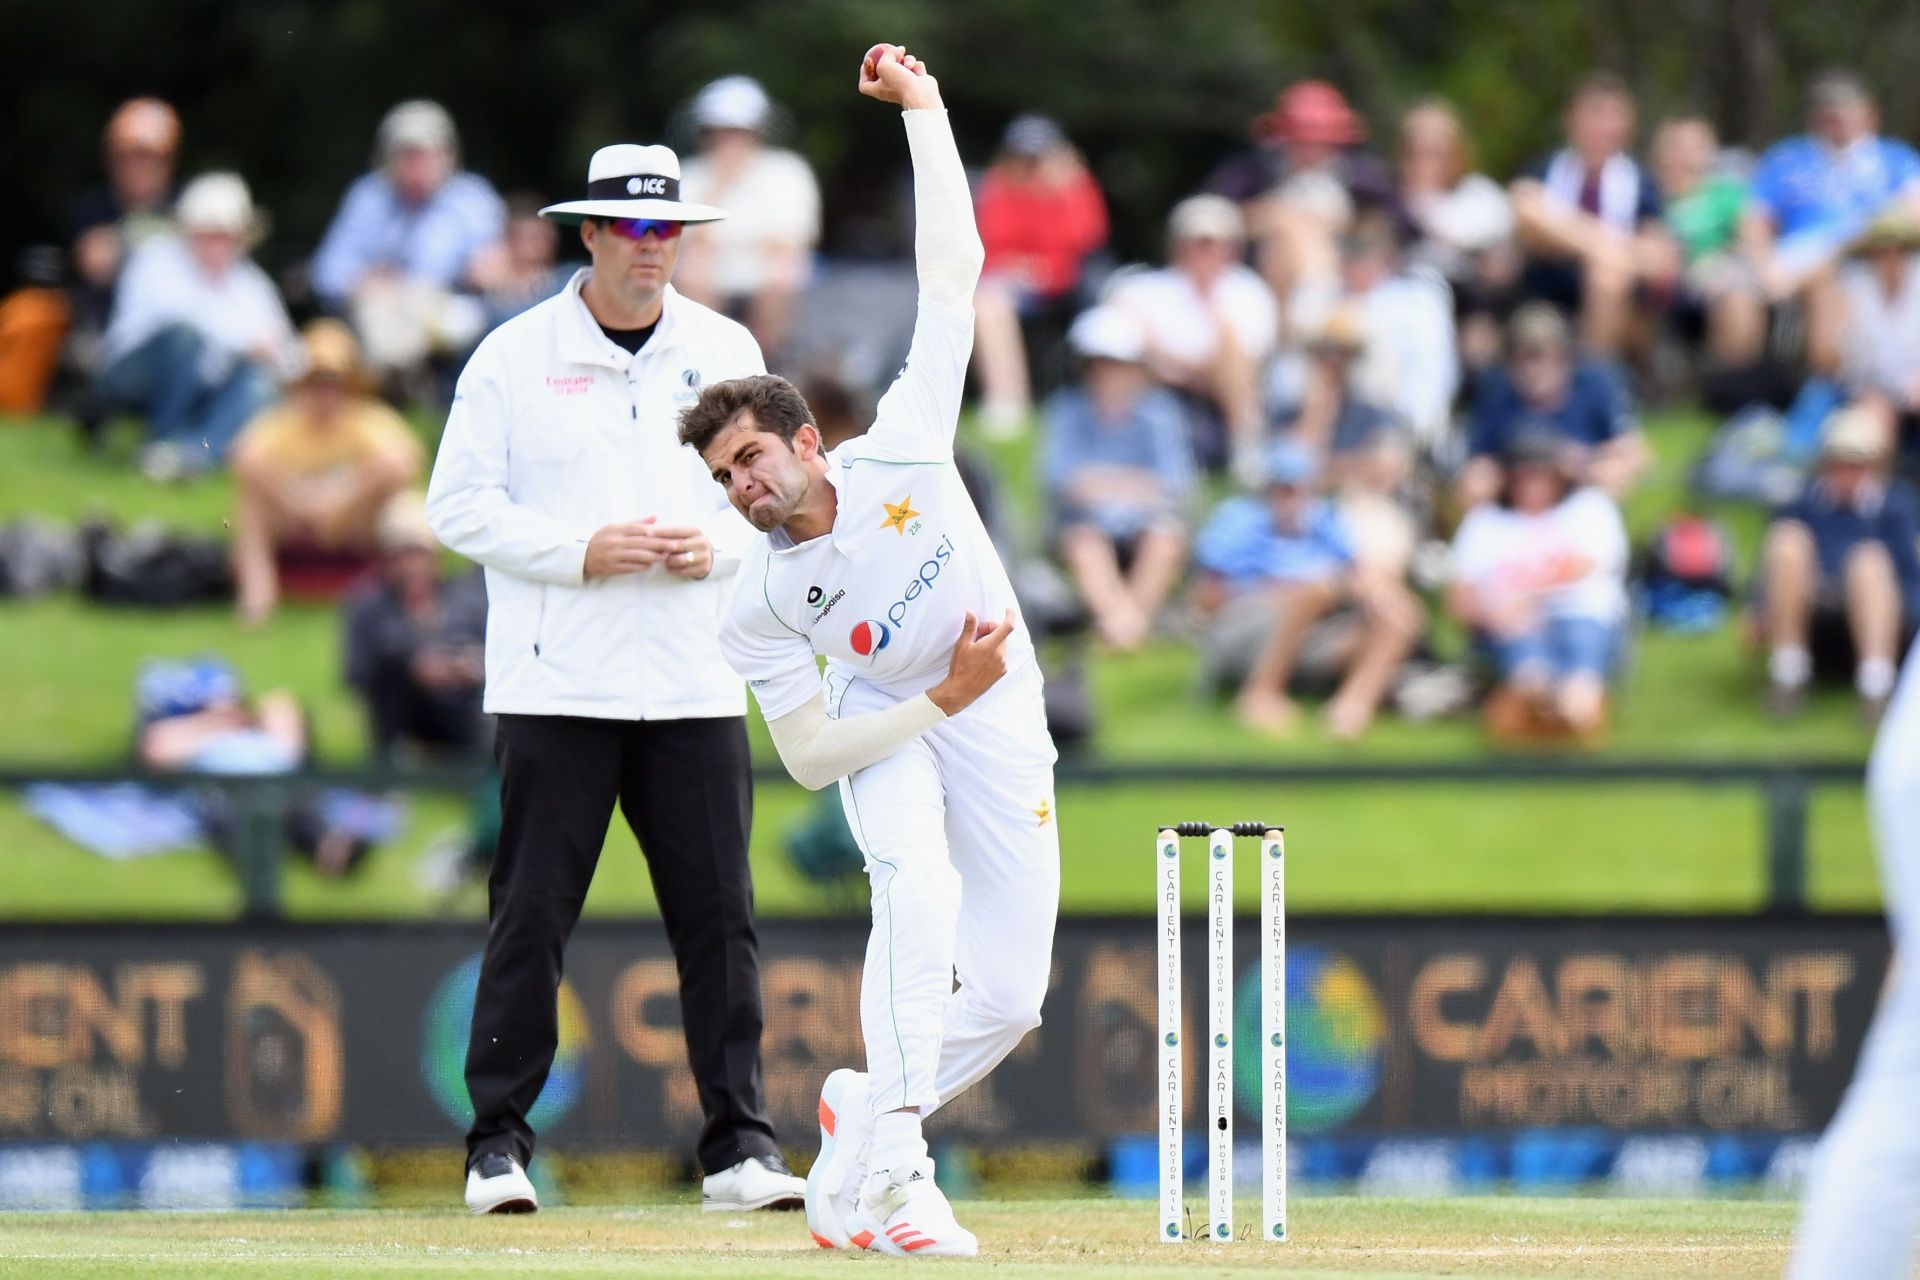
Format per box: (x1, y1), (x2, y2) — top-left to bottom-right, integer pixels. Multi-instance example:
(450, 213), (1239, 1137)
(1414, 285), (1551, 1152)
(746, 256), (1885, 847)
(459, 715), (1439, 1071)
(1205, 81), (1394, 211)
(311, 100), (506, 390)
(1110, 194), (1279, 478)
(230, 319), (424, 624)
(96, 172), (298, 478)
(1836, 211), (1920, 465)
(1204, 81), (1395, 326)
(1042, 305), (1193, 650)
(1760, 405), (1920, 721)
(674, 76), (821, 360)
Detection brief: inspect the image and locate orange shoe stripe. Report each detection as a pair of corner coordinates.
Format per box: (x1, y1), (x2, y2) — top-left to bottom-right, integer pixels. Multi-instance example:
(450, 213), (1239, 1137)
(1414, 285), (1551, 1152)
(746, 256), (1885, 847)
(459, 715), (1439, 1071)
(899, 1236), (936, 1251)
(849, 1230), (875, 1249)
(810, 1231), (835, 1249)
(818, 1096), (837, 1137)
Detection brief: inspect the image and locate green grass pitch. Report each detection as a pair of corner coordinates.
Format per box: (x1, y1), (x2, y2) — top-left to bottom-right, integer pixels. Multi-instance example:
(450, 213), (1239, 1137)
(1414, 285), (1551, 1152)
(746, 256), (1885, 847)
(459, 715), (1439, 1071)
(0, 1197), (1797, 1278)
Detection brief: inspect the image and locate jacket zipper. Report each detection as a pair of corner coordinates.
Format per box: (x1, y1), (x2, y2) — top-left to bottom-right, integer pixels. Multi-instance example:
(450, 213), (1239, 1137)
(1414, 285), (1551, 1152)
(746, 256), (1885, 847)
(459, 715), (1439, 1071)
(533, 585), (548, 657)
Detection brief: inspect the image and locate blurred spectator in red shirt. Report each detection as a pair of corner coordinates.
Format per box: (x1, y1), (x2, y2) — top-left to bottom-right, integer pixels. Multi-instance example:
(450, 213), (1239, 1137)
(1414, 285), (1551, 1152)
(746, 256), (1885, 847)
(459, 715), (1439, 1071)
(972, 114), (1109, 435)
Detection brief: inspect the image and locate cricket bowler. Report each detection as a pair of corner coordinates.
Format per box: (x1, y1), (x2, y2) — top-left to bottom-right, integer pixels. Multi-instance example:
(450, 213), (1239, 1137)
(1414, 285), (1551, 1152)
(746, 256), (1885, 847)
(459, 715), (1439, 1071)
(676, 43), (1060, 1257)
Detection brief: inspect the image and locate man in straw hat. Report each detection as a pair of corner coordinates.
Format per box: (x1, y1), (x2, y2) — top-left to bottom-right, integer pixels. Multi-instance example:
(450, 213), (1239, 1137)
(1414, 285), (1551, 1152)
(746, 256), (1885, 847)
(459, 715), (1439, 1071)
(1759, 405), (1920, 722)
(96, 171), (299, 479)
(426, 101), (800, 1217)
(230, 319), (423, 624)
(1837, 210), (1920, 434)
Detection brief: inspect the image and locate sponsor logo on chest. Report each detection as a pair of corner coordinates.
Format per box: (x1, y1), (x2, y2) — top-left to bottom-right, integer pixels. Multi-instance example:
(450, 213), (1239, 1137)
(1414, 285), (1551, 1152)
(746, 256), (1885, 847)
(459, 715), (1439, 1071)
(809, 586), (847, 623)
(842, 534), (957, 662)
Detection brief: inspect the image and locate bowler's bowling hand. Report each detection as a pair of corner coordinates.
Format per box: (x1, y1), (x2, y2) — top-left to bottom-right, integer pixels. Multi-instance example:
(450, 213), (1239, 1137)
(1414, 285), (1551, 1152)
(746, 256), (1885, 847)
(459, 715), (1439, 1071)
(858, 43), (942, 111)
(928, 609), (1016, 716)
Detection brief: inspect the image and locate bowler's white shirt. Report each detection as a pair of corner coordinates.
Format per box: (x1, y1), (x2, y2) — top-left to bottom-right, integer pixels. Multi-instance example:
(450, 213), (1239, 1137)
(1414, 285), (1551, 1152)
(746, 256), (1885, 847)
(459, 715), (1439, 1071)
(426, 269), (764, 720)
(720, 298), (1032, 719)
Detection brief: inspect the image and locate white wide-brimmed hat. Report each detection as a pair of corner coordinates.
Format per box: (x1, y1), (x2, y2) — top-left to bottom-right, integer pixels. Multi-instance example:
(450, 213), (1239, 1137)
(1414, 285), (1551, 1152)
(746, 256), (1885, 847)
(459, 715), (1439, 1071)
(176, 172), (264, 243)
(1068, 305), (1147, 363)
(539, 144), (727, 225)
(692, 76), (773, 132)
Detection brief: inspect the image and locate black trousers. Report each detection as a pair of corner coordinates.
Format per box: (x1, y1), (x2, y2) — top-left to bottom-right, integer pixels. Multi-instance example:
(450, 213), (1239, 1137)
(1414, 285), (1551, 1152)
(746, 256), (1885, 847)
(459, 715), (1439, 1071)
(364, 655), (486, 759)
(464, 713), (778, 1175)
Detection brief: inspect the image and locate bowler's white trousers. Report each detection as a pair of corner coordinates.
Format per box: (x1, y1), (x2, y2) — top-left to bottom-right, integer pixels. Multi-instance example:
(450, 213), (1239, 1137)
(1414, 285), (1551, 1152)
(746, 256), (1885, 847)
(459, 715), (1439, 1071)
(1790, 634), (1920, 1278)
(827, 661), (1061, 1118)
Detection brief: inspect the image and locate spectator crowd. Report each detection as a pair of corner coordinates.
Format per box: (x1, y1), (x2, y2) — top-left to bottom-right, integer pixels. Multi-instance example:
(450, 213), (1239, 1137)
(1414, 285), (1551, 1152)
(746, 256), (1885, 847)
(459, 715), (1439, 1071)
(5, 65), (1920, 758)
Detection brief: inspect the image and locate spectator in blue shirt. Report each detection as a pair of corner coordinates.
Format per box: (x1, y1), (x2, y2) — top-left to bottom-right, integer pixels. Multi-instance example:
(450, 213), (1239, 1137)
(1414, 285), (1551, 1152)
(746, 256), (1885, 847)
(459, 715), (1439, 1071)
(1760, 406), (1920, 722)
(1193, 440), (1420, 740)
(1741, 70), (1920, 375)
(1508, 73), (1681, 356)
(310, 100), (505, 390)
(1044, 306), (1194, 650)
(1456, 303), (1649, 510)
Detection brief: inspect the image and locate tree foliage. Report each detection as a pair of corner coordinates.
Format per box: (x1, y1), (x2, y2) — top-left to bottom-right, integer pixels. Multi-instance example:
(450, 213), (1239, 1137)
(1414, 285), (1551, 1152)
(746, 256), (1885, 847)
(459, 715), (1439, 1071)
(4, 0), (1915, 274)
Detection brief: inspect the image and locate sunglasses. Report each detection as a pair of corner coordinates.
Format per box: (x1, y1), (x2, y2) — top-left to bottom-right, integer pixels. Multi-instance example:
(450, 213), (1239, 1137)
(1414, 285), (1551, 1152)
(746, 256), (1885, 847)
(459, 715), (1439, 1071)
(604, 217), (683, 242)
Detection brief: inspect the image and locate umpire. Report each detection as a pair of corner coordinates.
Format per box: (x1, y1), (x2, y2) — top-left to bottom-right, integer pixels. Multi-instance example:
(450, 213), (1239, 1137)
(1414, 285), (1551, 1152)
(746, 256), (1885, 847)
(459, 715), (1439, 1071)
(426, 141), (802, 1215)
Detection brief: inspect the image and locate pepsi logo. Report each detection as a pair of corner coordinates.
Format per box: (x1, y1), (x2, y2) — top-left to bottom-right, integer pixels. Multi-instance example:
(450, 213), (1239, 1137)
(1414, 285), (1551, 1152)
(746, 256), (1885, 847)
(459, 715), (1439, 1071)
(849, 619), (891, 658)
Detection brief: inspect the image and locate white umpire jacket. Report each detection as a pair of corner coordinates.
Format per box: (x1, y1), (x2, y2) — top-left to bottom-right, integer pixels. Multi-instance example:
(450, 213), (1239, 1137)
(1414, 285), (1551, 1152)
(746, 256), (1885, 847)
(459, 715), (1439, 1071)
(425, 270), (764, 721)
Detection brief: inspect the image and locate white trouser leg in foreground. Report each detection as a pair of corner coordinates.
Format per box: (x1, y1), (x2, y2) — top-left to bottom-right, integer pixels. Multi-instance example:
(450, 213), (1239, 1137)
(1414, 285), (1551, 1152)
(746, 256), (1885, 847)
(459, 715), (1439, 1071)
(1789, 634), (1920, 1278)
(833, 668), (1060, 1254)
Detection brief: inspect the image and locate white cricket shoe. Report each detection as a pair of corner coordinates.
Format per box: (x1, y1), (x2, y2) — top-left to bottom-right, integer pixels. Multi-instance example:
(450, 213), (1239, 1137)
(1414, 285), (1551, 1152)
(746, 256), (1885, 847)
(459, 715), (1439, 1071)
(845, 1157), (978, 1257)
(465, 1153), (537, 1214)
(701, 1153), (805, 1212)
(805, 1069), (872, 1248)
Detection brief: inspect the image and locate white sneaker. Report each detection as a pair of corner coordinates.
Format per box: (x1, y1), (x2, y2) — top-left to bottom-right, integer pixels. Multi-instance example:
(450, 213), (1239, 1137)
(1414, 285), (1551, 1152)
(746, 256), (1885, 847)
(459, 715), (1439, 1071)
(805, 1069), (871, 1248)
(845, 1157), (978, 1257)
(701, 1153), (805, 1212)
(464, 1153), (537, 1214)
